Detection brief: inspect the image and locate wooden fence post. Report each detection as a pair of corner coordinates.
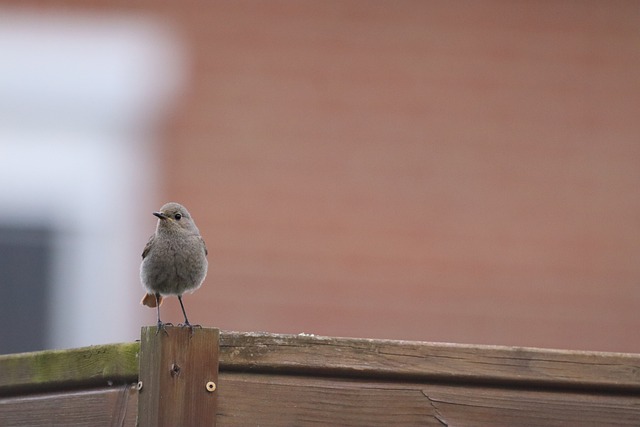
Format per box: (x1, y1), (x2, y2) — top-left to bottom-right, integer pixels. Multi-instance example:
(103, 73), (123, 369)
(137, 326), (219, 427)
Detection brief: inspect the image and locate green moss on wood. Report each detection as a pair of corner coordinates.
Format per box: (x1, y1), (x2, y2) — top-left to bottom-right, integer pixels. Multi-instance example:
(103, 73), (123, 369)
(0, 342), (139, 394)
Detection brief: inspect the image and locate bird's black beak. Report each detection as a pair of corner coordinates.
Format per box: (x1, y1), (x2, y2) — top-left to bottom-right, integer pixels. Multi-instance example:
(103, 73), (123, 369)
(153, 211), (167, 220)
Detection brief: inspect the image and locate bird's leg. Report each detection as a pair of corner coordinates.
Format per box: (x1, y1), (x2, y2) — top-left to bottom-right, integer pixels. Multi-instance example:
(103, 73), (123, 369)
(178, 295), (201, 335)
(155, 293), (171, 335)
(178, 294), (191, 326)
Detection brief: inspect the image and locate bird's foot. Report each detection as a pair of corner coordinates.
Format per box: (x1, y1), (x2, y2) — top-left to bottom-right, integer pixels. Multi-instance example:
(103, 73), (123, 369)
(155, 321), (173, 336)
(178, 322), (201, 337)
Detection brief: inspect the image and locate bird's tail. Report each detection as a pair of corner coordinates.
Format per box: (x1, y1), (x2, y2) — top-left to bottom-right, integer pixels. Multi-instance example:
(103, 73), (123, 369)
(141, 293), (163, 308)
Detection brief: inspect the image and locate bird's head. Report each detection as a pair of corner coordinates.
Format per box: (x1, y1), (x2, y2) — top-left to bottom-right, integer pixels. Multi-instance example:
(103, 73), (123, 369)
(154, 202), (200, 234)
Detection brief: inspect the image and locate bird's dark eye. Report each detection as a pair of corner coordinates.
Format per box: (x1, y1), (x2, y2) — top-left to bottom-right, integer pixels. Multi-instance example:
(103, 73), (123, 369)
(175, 213), (182, 220)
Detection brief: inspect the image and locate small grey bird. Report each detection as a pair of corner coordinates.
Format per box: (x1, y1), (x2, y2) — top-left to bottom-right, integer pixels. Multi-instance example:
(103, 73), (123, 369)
(140, 202), (208, 331)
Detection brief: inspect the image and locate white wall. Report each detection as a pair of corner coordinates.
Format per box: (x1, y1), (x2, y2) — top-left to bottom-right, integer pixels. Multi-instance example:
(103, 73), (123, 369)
(0, 9), (186, 349)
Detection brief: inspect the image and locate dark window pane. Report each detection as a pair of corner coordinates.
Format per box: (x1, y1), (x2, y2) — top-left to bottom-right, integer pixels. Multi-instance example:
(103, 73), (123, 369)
(0, 225), (53, 354)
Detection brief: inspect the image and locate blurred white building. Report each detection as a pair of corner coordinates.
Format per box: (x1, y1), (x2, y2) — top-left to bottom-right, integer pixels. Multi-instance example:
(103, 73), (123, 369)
(0, 9), (186, 352)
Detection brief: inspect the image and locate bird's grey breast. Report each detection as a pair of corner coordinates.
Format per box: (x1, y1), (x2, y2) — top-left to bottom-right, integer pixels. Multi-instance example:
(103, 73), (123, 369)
(141, 231), (207, 295)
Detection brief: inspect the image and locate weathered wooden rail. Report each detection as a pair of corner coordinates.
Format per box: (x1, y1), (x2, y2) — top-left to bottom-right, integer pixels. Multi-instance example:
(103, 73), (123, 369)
(0, 327), (639, 426)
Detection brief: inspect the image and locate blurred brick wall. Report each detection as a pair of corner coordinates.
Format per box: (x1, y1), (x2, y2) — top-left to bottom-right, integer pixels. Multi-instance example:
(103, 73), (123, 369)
(11, 1), (640, 351)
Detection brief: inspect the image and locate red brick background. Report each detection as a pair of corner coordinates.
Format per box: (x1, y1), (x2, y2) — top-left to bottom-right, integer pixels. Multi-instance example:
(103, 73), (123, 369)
(15, 1), (640, 351)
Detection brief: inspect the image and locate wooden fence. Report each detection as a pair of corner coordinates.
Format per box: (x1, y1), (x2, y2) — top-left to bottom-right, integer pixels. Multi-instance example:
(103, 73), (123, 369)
(1, 326), (639, 426)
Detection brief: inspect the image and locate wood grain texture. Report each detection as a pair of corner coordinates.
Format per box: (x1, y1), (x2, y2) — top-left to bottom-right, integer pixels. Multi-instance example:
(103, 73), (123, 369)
(217, 373), (437, 426)
(1, 330), (639, 425)
(420, 385), (640, 427)
(215, 373), (640, 427)
(138, 326), (219, 427)
(0, 342), (139, 396)
(0, 385), (137, 427)
(218, 331), (640, 392)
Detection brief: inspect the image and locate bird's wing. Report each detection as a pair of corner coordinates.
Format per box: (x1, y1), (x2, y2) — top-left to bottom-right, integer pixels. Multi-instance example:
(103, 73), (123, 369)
(141, 234), (155, 259)
(200, 236), (208, 256)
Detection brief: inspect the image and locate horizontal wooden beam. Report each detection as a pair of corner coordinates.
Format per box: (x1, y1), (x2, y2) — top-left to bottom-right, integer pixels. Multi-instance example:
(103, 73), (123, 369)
(0, 342), (138, 395)
(218, 332), (640, 393)
(215, 372), (640, 426)
(1, 331), (639, 425)
(2, 332), (639, 397)
(0, 386), (137, 426)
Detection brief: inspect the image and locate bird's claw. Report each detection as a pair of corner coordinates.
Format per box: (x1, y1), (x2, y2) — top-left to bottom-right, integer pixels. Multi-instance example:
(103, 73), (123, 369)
(155, 321), (173, 336)
(178, 322), (201, 337)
